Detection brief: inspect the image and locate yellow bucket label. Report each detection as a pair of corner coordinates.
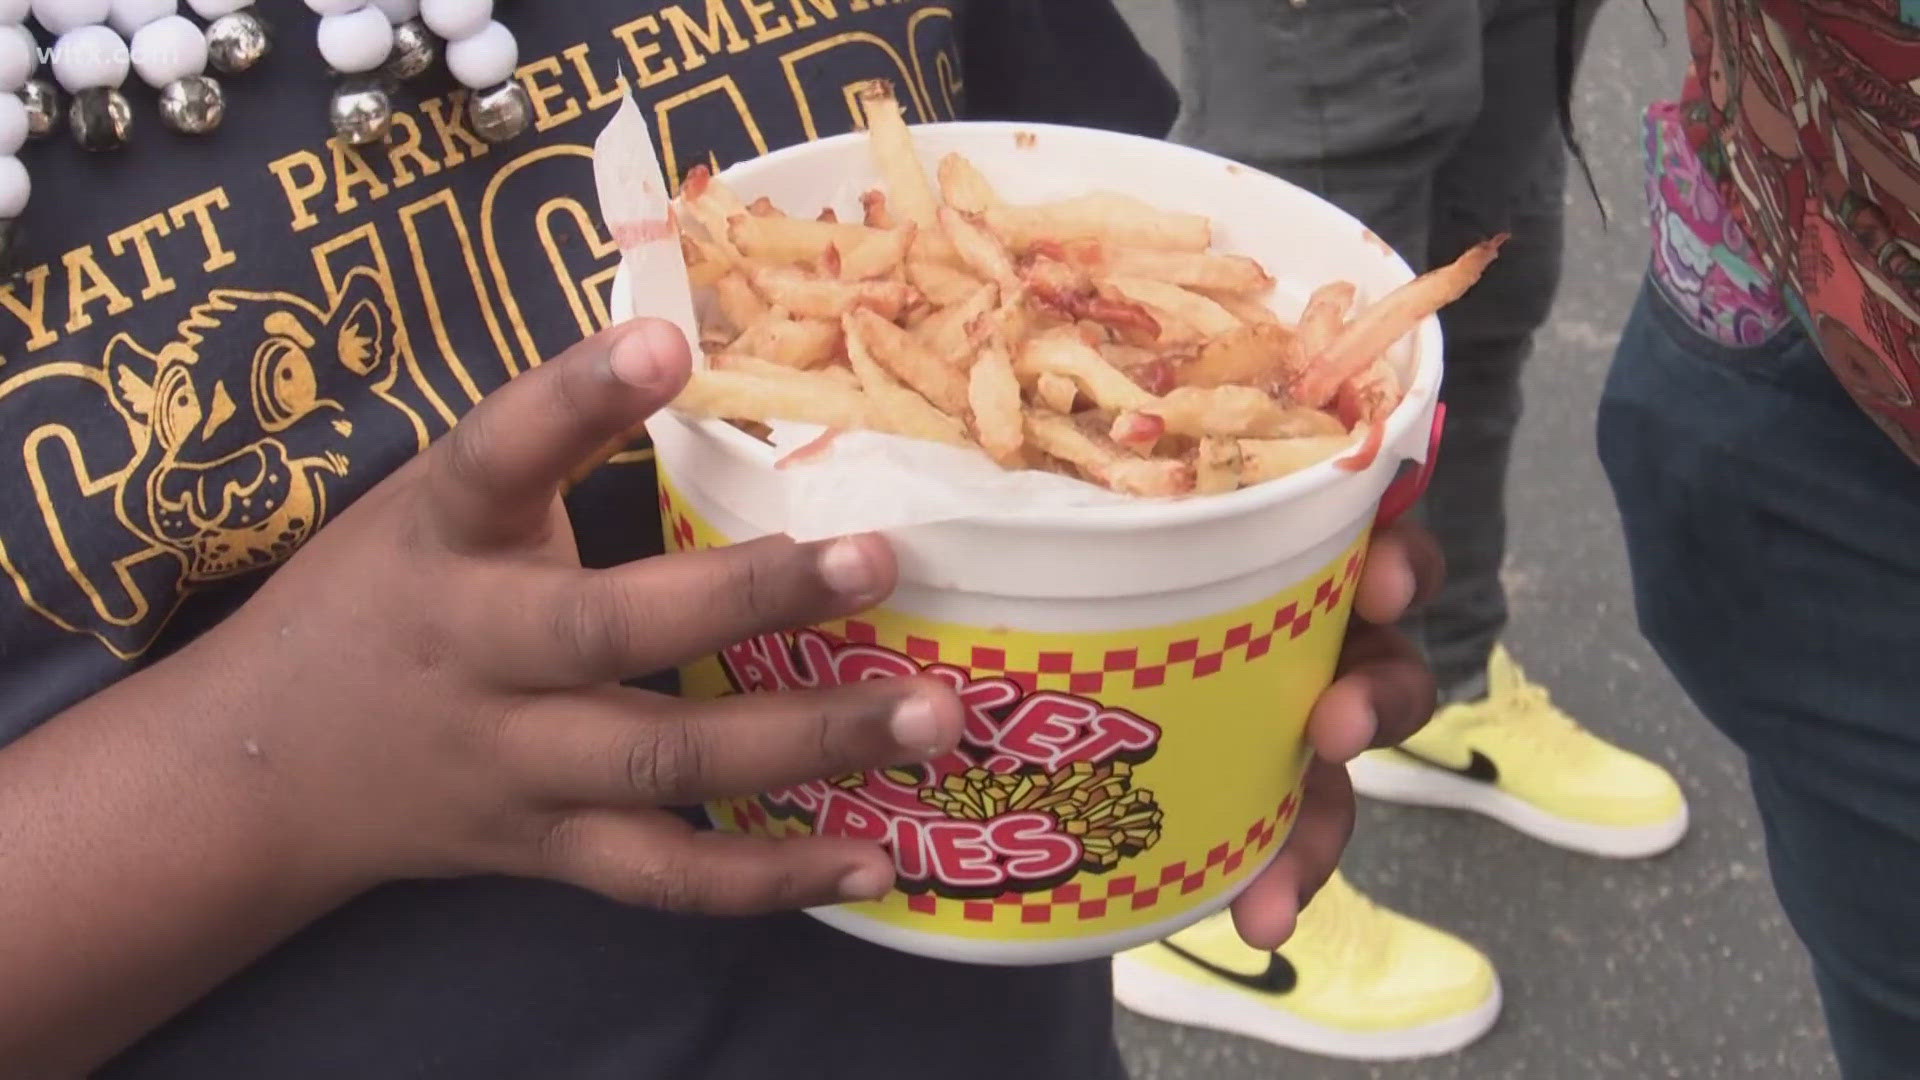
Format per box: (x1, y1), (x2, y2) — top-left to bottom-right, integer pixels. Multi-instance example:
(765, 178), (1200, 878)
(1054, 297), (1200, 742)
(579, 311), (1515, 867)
(661, 477), (1365, 943)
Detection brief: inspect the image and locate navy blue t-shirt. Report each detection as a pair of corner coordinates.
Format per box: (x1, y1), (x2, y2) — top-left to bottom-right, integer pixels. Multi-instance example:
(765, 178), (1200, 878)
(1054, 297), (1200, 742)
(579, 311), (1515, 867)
(0, 1), (1174, 1075)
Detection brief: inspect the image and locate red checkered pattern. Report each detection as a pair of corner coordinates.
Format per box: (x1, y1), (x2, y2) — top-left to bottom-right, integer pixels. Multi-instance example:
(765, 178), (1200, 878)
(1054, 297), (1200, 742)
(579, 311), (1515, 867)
(720, 791), (1301, 925)
(842, 550), (1365, 695)
(660, 488), (697, 552)
(660, 485), (1366, 697)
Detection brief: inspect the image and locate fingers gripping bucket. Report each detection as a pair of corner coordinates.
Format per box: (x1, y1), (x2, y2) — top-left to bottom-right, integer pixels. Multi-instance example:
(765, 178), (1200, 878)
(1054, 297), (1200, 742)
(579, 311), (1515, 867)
(635, 124), (1443, 965)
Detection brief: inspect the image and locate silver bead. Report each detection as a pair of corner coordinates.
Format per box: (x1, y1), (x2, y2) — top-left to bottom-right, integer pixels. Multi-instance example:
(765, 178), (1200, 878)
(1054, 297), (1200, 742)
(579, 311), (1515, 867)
(329, 78), (392, 146)
(19, 79), (61, 141)
(467, 80), (531, 144)
(207, 8), (272, 76)
(382, 18), (436, 81)
(160, 75), (225, 135)
(70, 87), (132, 152)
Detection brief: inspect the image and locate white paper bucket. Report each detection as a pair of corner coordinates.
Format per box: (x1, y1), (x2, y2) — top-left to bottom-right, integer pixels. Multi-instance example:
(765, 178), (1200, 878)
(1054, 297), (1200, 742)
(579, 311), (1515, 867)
(618, 122), (1442, 965)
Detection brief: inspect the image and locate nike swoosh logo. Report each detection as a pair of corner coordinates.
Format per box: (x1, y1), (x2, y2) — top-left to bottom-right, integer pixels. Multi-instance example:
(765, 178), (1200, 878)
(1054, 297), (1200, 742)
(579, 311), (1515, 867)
(1158, 941), (1298, 995)
(1396, 747), (1500, 784)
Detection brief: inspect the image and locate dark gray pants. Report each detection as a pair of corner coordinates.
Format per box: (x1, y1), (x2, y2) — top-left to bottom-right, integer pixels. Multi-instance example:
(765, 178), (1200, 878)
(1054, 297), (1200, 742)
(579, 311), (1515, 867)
(1171, 0), (1578, 700)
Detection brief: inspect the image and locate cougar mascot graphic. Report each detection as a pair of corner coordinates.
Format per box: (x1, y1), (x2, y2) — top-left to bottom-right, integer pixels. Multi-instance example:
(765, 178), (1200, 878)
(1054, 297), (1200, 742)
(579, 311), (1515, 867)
(0, 267), (418, 659)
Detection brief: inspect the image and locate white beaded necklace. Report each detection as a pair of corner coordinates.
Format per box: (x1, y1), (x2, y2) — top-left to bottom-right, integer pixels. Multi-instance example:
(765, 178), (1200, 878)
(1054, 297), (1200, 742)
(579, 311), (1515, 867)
(0, 0), (527, 241)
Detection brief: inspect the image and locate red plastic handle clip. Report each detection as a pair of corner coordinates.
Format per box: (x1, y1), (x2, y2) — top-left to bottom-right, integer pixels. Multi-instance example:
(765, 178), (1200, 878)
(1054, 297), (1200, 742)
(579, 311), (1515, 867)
(1374, 403), (1446, 530)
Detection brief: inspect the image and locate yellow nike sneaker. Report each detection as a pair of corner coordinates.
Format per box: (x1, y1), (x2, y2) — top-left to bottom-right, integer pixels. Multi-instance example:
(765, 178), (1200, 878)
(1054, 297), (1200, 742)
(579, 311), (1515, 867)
(1348, 645), (1689, 858)
(1112, 871), (1500, 1061)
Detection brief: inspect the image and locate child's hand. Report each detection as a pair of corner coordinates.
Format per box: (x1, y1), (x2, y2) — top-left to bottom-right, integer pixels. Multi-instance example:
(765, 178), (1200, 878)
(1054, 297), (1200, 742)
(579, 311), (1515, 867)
(211, 318), (961, 914)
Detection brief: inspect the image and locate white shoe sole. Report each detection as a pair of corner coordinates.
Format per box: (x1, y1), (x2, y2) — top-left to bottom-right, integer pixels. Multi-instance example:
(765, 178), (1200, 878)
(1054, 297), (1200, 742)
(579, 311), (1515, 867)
(1112, 952), (1502, 1062)
(1346, 752), (1690, 859)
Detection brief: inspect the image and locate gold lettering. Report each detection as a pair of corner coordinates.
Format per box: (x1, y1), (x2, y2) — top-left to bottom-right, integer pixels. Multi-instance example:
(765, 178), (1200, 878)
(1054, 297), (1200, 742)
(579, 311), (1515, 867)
(169, 189), (238, 272)
(564, 42), (628, 109)
(267, 149), (328, 233)
(848, 0), (872, 10)
(742, 0), (794, 43)
(106, 213), (177, 301)
(63, 246), (134, 334)
(420, 92), (491, 167)
(330, 138), (392, 214)
(519, 55), (583, 132)
(789, 0), (837, 28)
(661, 1), (751, 71)
(0, 264), (58, 350)
(384, 112), (442, 187)
(611, 14), (681, 88)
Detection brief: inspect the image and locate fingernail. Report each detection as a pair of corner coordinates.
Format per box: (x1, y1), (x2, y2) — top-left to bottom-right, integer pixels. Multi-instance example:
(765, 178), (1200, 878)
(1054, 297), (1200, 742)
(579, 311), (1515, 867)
(819, 537), (882, 598)
(889, 694), (945, 756)
(1382, 560), (1417, 616)
(1353, 705), (1379, 758)
(840, 863), (895, 901)
(608, 329), (663, 388)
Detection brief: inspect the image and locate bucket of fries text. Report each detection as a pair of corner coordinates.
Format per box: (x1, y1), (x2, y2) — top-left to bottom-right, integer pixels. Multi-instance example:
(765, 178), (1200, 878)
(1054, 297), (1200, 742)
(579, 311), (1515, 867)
(663, 473), (1366, 965)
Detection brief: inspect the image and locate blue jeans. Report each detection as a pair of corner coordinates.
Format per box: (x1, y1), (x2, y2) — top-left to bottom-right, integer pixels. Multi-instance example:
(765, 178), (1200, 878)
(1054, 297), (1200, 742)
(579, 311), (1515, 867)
(1600, 280), (1920, 1080)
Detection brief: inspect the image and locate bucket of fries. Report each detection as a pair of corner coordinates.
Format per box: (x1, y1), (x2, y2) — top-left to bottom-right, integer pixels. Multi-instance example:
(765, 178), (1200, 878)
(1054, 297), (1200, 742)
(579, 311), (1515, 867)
(598, 84), (1489, 965)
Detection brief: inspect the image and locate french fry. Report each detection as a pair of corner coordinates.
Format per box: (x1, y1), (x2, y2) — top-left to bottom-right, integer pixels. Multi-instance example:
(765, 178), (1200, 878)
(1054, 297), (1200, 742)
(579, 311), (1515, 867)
(857, 81), (940, 230)
(979, 292), (1033, 354)
(680, 164), (749, 262)
(732, 216), (891, 266)
(985, 193), (1211, 252)
(749, 266), (920, 321)
(698, 322), (733, 353)
(1194, 437), (1243, 494)
(1021, 261), (1165, 345)
(1035, 371), (1080, 414)
(1108, 411), (1166, 452)
(939, 152), (1002, 214)
(1021, 252), (1093, 298)
(711, 353), (858, 388)
(940, 206), (1023, 294)
(913, 281), (999, 363)
(1048, 238), (1273, 296)
(731, 312), (843, 370)
(1238, 435), (1355, 484)
(1098, 344), (1182, 396)
(713, 271), (769, 333)
(1297, 237), (1505, 406)
(1025, 412), (1194, 496)
(1146, 386), (1347, 439)
(846, 307), (970, 414)
(1203, 289), (1282, 326)
(906, 257), (984, 308)
(968, 339), (1025, 465)
(1102, 247), (1273, 294)
(1335, 357), (1401, 427)
(1016, 329), (1158, 411)
(838, 221), (915, 281)
(1099, 275), (1241, 338)
(1296, 280), (1356, 357)
(843, 313), (971, 446)
(686, 258), (731, 290)
(673, 368), (872, 430)
(862, 189), (893, 228)
(1184, 322), (1306, 390)
(683, 233), (735, 290)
